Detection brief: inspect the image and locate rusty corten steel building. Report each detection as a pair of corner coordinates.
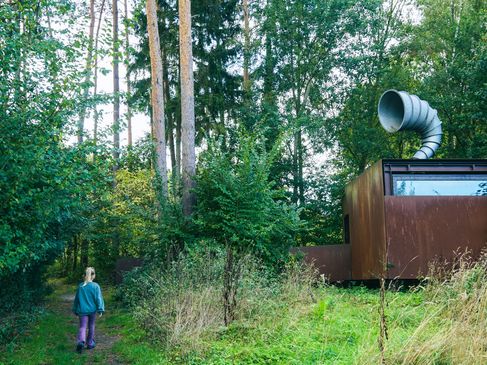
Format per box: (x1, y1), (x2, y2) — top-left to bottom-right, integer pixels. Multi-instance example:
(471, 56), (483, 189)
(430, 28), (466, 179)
(294, 159), (487, 281)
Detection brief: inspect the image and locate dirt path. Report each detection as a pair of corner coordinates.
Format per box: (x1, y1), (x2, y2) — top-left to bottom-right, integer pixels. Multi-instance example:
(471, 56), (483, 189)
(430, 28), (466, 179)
(57, 291), (124, 365)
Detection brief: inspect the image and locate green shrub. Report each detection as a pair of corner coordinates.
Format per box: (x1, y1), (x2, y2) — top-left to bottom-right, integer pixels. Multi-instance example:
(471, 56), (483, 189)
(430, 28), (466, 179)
(121, 247), (319, 356)
(195, 132), (301, 324)
(195, 133), (301, 268)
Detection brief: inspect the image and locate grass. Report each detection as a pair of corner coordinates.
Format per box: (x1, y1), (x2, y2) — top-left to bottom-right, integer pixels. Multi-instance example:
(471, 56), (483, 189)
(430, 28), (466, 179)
(0, 279), (84, 365)
(188, 286), (425, 365)
(3, 253), (487, 364)
(0, 279), (131, 365)
(1, 279), (425, 365)
(99, 311), (168, 365)
(105, 285), (427, 365)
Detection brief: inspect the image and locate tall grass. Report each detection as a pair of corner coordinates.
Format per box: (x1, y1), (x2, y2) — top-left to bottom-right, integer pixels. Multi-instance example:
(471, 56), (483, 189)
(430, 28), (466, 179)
(360, 250), (487, 365)
(131, 249), (224, 350)
(122, 249), (487, 364)
(125, 250), (318, 354)
(396, 252), (487, 365)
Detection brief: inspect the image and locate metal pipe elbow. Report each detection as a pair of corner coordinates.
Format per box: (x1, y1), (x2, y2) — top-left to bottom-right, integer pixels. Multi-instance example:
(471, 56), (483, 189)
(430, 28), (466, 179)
(378, 90), (443, 159)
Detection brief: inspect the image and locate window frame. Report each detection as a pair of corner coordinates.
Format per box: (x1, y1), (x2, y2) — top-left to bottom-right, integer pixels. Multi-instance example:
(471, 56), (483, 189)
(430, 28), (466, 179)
(391, 174), (487, 196)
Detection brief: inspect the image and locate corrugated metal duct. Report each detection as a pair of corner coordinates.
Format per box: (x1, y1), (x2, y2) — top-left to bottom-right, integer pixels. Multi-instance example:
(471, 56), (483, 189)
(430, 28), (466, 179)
(378, 90), (443, 159)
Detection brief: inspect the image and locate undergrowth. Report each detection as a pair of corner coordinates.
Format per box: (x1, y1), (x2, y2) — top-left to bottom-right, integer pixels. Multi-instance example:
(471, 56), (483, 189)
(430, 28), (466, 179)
(119, 248), (318, 354)
(5, 251), (487, 364)
(118, 249), (487, 364)
(382, 252), (487, 364)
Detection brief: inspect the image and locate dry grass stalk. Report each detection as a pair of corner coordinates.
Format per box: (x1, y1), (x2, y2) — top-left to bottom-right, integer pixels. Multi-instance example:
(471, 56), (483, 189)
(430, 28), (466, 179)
(390, 250), (487, 365)
(135, 254), (320, 354)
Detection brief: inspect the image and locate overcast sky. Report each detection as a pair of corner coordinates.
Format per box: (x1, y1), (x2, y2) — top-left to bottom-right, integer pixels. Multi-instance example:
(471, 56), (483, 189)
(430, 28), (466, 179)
(67, 0), (151, 148)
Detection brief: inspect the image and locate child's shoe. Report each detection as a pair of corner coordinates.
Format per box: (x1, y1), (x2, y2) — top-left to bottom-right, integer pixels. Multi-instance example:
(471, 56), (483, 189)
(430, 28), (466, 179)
(87, 340), (96, 350)
(76, 341), (85, 354)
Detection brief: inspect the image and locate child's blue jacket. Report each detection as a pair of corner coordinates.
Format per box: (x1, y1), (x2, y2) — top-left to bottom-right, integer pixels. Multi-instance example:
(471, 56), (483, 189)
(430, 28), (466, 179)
(72, 282), (105, 316)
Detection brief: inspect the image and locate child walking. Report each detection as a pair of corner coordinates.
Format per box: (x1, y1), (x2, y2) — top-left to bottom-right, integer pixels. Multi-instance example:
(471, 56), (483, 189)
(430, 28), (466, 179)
(72, 267), (105, 354)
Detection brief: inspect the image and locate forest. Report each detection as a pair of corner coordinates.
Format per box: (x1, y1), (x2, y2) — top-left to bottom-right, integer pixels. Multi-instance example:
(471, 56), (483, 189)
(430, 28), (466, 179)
(1, 0), (486, 363)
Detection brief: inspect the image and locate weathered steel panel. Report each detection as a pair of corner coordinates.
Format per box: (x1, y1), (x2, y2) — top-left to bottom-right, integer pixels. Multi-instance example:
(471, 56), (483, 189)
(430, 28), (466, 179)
(290, 245), (351, 282)
(344, 160), (387, 279)
(385, 196), (487, 279)
(114, 257), (143, 284)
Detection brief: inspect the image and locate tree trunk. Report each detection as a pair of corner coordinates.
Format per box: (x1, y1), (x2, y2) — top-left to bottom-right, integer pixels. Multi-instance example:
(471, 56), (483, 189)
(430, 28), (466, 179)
(124, 0), (133, 147)
(72, 235), (79, 272)
(223, 246), (240, 326)
(15, 11), (23, 105)
(163, 53), (177, 195)
(113, 0), (120, 166)
(263, 28), (275, 106)
(81, 238), (89, 268)
(179, 0), (196, 216)
(78, 0), (96, 145)
(292, 131), (298, 204)
(93, 0), (106, 144)
(147, 0), (168, 196)
(175, 83), (182, 178)
(168, 124), (177, 195)
(242, 0), (251, 100)
(65, 242), (73, 276)
(297, 128), (304, 205)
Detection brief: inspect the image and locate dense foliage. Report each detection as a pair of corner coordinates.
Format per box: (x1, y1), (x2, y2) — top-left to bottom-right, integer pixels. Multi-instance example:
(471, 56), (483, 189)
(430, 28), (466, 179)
(1, 0), (486, 349)
(195, 134), (300, 266)
(1, 0), (87, 312)
(0, 0), (114, 343)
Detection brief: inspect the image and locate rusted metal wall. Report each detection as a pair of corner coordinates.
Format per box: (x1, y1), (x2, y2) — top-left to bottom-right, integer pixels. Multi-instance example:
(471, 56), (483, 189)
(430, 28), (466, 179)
(290, 245), (351, 282)
(296, 159), (486, 281)
(385, 196), (487, 278)
(344, 160), (387, 279)
(114, 257), (143, 284)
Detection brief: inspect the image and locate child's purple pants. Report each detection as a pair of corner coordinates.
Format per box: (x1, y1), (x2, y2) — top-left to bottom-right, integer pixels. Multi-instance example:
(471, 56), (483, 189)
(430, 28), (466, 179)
(77, 313), (96, 346)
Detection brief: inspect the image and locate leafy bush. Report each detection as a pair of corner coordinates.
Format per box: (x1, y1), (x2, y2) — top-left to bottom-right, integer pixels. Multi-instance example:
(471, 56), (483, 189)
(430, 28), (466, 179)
(195, 132), (301, 324)
(195, 133), (301, 267)
(121, 246), (318, 355)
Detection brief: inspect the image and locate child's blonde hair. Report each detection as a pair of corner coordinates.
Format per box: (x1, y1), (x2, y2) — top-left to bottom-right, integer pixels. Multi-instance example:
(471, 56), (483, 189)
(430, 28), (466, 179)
(83, 267), (96, 286)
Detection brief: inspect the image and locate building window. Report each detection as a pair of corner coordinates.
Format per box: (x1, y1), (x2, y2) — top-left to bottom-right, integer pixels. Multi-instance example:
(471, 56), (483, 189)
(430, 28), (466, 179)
(393, 174), (487, 196)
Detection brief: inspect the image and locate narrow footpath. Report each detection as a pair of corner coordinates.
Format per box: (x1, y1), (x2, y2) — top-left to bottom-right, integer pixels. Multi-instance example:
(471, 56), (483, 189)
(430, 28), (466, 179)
(1, 280), (125, 365)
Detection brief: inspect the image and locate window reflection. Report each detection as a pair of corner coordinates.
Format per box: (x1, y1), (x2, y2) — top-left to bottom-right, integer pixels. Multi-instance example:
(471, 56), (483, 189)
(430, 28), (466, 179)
(393, 175), (487, 196)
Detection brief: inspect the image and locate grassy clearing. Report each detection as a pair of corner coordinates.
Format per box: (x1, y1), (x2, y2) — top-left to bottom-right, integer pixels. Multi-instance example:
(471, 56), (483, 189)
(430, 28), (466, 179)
(111, 253), (487, 364)
(4, 254), (487, 365)
(1, 278), (425, 365)
(170, 286), (425, 365)
(105, 285), (427, 365)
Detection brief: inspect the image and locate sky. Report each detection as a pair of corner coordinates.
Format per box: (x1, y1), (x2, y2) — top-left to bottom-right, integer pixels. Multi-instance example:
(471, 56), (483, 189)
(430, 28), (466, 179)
(67, 0), (151, 148)
(68, 0), (422, 171)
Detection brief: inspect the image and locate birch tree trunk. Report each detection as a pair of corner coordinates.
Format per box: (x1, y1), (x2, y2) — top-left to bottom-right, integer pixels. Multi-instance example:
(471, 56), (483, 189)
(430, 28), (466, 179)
(179, 0), (196, 216)
(147, 0), (168, 196)
(78, 0), (96, 144)
(113, 0), (120, 166)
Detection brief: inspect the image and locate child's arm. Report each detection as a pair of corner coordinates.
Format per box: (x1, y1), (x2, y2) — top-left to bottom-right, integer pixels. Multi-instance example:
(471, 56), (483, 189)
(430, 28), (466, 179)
(95, 284), (105, 314)
(72, 287), (79, 315)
